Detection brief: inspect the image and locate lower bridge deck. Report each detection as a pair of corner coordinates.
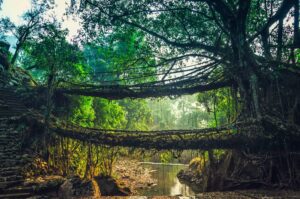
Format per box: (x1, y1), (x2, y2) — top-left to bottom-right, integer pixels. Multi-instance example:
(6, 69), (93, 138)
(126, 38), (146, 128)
(49, 116), (300, 150)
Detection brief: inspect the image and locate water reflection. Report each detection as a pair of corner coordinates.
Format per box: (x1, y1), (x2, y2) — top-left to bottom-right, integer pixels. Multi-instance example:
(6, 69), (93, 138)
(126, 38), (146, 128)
(138, 162), (194, 196)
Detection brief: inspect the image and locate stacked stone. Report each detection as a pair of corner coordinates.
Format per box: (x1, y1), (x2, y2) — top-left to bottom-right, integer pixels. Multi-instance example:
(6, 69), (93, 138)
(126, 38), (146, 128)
(0, 87), (28, 118)
(0, 87), (33, 198)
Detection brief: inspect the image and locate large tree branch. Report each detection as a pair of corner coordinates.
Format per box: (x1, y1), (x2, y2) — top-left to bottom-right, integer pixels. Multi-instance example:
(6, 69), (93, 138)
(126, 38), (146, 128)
(261, 29), (272, 59)
(294, 0), (299, 46)
(237, 0), (251, 36)
(276, 18), (283, 62)
(201, 0), (234, 20)
(248, 0), (295, 43)
(83, 0), (230, 56)
(118, 18), (227, 56)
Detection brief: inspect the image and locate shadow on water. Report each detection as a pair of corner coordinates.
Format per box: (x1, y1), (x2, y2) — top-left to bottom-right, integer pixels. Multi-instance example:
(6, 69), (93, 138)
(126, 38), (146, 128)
(138, 162), (194, 196)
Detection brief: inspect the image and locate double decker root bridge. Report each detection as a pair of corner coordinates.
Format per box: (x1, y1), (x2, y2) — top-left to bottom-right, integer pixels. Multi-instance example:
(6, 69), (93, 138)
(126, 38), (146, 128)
(1, 78), (299, 151)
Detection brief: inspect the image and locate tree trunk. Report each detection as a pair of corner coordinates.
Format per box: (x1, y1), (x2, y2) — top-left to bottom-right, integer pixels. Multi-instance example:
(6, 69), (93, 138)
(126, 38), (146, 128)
(10, 43), (21, 66)
(249, 71), (262, 119)
(43, 66), (56, 159)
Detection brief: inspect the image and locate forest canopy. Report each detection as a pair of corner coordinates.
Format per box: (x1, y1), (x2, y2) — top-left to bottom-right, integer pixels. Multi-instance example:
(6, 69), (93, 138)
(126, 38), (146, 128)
(0, 0), (300, 192)
(0, 0), (299, 128)
(67, 0), (299, 122)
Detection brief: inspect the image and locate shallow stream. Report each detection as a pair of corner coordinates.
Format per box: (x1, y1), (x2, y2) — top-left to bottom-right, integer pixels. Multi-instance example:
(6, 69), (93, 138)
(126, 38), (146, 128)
(138, 162), (194, 196)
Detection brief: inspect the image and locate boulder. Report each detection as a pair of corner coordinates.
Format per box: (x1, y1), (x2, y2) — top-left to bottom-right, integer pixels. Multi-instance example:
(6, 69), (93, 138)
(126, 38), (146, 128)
(94, 175), (131, 196)
(58, 176), (94, 199)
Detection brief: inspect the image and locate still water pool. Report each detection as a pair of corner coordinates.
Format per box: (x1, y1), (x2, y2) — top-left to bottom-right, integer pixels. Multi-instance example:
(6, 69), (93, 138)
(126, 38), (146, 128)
(138, 162), (194, 196)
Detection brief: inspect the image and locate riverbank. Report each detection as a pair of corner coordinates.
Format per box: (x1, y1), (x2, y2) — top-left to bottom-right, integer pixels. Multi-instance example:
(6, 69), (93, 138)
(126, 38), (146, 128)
(111, 158), (300, 198)
(97, 189), (300, 198)
(113, 158), (157, 194)
(113, 158), (195, 196)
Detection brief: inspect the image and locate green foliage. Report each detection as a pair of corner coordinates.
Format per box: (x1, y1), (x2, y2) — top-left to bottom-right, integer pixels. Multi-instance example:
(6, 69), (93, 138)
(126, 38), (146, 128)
(159, 151), (173, 163)
(189, 157), (205, 174)
(93, 98), (126, 129)
(22, 22), (89, 84)
(148, 99), (176, 130)
(297, 49), (300, 64)
(175, 95), (210, 129)
(147, 95), (211, 130)
(69, 96), (95, 127)
(0, 1), (52, 65)
(84, 29), (156, 84)
(197, 88), (236, 127)
(120, 99), (152, 130)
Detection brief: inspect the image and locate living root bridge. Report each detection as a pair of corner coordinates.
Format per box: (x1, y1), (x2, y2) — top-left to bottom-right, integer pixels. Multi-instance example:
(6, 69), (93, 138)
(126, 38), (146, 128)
(50, 116), (300, 150)
(51, 125), (243, 150)
(56, 80), (231, 99)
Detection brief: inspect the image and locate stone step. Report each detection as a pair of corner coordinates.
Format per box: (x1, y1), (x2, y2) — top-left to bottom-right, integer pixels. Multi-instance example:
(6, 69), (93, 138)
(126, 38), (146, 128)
(0, 113), (26, 118)
(0, 180), (24, 189)
(0, 97), (22, 102)
(0, 137), (22, 141)
(0, 90), (18, 93)
(0, 152), (21, 156)
(0, 107), (27, 112)
(0, 192), (31, 198)
(0, 135), (18, 138)
(0, 144), (22, 148)
(0, 92), (19, 96)
(0, 140), (22, 144)
(0, 102), (25, 107)
(0, 156), (22, 160)
(0, 93), (20, 98)
(0, 138), (21, 141)
(0, 108), (26, 112)
(0, 157), (23, 162)
(0, 102), (25, 106)
(0, 175), (23, 182)
(0, 141), (20, 145)
(1, 136), (21, 141)
(0, 110), (26, 115)
(0, 132), (22, 135)
(0, 186), (33, 194)
(0, 140), (18, 144)
(0, 170), (21, 177)
(0, 167), (22, 173)
(0, 147), (21, 152)
(0, 109), (26, 113)
(0, 147), (21, 151)
(0, 134), (19, 138)
(0, 141), (21, 145)
(0, 131), (19, 134)
(0, 140), (21, 144)
(0, 144), (21, 148)
(0, 133), (21, 137)
(0, 104), (24, 108)
(0, 131), (17, 134)
(0, 97), (23, 101)
(0, 152), (21, 157)
(0, 138), (21, 142)
(0, 156), (31, 165)
(0, 98), (17, 101)
(0, 160), (25, 167)
(0, 154), (22, 158)
(0, 159), (25, 163)
(0, 141), (18, 145)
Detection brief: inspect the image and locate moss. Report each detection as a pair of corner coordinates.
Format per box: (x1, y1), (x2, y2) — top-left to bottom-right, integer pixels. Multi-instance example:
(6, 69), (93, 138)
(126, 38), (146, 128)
(189, 157), (205, 174)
